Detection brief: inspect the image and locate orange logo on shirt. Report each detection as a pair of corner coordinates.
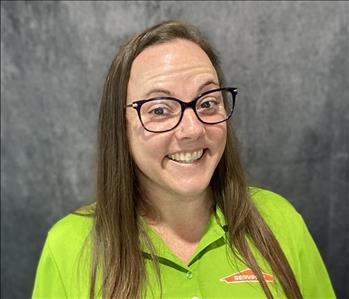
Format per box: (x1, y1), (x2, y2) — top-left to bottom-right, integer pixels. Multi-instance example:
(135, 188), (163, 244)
(220, 268), (273, 283)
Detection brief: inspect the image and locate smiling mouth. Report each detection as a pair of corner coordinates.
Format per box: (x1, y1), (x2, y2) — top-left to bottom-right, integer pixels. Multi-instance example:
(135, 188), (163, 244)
(167, 149), (205, 164)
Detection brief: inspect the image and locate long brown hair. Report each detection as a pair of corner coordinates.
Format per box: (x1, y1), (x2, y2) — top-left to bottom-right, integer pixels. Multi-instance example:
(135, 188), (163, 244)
(92, 20), (303, 299)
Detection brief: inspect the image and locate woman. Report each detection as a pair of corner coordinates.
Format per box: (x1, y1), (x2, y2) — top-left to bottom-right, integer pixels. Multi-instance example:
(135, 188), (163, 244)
(32, 20), (335, 299)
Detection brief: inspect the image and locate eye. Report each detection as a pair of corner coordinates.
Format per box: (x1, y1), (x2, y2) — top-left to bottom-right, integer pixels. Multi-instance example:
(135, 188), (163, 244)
(148, 106), (170, 115)
(200, 100), (217, 109)
(197, 98), (219, 112)
(141, 99), (180, 121)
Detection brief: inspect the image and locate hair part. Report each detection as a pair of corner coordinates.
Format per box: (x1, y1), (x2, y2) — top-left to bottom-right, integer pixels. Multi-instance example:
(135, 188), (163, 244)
(92, 20), (303, 299)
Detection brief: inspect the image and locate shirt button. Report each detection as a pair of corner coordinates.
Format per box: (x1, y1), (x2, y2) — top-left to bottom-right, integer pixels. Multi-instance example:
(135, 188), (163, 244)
(186, 271), (193, 279)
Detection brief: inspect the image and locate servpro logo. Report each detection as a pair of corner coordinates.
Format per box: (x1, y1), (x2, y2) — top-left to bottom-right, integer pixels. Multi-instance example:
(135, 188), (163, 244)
(220, 268), (273, 283)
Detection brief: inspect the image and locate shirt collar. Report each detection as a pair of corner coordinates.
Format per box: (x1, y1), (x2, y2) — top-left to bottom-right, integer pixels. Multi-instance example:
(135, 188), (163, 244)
(140, 206), (227, 268)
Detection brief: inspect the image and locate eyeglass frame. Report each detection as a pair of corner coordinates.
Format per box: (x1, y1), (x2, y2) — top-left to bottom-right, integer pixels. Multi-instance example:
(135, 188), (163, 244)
(125, 87), (238, 133)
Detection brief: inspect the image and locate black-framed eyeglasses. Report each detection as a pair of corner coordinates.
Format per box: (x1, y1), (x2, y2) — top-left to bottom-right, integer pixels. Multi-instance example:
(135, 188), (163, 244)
(125, 87), (237, 133)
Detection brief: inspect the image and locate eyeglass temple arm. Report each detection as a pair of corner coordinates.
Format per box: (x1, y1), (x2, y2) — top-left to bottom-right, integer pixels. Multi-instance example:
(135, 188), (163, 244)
(125, 103), (139, 108)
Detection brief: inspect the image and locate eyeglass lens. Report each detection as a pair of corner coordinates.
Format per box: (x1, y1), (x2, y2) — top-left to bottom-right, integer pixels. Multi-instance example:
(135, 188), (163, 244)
(140, 89), (234, 132)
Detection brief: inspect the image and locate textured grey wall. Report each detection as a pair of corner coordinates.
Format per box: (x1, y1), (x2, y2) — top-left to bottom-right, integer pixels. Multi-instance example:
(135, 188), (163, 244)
(2, 2), (348, 298)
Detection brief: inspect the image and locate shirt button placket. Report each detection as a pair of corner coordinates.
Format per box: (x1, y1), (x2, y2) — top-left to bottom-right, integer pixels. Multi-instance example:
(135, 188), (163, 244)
(186, 270), (200, 299)
(186, 270), (193, 279)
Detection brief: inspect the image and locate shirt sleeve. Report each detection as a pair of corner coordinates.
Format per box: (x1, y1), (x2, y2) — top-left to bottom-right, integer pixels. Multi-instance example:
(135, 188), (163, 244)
(297, 213), (337, 299)
(32, 234), (67, 299)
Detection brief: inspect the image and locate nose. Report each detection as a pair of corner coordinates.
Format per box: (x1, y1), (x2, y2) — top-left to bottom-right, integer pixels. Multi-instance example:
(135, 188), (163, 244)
(174, 108), (205, 140)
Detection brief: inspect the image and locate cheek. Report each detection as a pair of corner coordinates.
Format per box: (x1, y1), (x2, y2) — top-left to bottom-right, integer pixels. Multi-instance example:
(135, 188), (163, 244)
(126, 112), (150, 151)
(127, 123), (172, 168)
(208, 123), (227, 148)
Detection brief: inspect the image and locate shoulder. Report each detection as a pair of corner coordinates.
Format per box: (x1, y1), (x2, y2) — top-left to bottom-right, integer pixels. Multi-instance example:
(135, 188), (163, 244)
(33, 205), (95, 298)
(46, 204), (95, 254)
(249, 187), (300, 219)
(247, 188), (336, 297)
(248, 187), (303, 237)
(249, 187), (294, 207)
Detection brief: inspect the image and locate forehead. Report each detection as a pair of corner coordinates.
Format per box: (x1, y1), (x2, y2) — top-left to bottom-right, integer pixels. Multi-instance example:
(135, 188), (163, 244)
(131, 39), (214, 72)
(127, 39), (218, 100)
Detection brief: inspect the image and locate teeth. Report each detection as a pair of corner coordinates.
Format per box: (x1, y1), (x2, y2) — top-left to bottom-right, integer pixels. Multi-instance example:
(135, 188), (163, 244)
(168, 149), (204, 163)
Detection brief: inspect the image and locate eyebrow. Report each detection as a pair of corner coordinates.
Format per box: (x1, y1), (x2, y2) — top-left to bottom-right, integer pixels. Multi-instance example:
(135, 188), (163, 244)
(197, 80), (220, 93)
(143, 80), (220, 99)
(144, 88), (172, 98)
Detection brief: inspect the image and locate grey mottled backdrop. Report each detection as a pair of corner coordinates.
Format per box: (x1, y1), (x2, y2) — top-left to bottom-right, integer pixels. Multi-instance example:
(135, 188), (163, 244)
(1, 2), (348, 298)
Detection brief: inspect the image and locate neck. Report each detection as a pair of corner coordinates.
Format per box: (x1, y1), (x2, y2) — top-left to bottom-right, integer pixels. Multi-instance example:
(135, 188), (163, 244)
(142, 187), (214, 241)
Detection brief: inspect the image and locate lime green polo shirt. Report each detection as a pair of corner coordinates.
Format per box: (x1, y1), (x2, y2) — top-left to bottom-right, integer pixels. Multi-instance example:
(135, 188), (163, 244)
(32, 188), (336, 298)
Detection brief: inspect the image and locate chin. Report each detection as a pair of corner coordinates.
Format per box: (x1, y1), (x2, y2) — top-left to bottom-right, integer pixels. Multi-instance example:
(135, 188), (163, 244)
(169, 182), (210, 199)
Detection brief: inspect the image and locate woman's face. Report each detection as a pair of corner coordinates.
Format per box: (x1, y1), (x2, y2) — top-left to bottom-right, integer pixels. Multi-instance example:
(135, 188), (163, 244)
(126, 39), (226, 200)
